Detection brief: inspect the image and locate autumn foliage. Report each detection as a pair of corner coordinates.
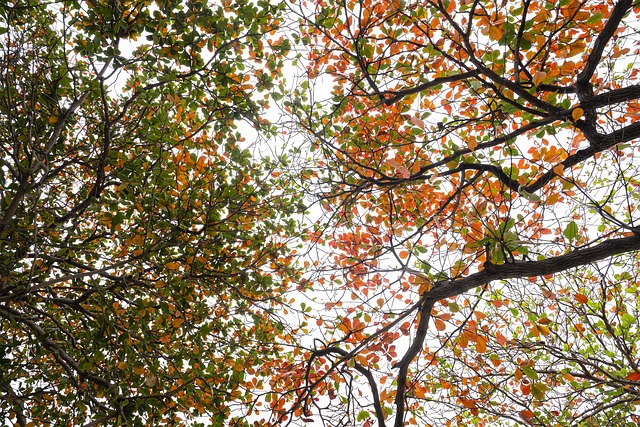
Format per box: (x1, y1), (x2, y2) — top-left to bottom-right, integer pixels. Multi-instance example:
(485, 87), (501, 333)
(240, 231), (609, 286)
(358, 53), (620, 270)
(279, 0), (640, 426)
(0, 0), (303, 425)
(2, 0), (640, 426)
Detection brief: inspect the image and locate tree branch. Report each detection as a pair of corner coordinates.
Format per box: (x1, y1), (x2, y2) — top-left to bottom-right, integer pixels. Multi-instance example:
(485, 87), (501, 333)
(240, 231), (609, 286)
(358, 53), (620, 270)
(424, 233), (640, 302)
(575, 0), (633, 88)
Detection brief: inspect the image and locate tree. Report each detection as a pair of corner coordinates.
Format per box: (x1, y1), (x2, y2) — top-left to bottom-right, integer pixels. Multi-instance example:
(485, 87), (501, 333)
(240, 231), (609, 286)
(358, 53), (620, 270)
(280, 0), (640, 426)
(0, 1), (305, 425)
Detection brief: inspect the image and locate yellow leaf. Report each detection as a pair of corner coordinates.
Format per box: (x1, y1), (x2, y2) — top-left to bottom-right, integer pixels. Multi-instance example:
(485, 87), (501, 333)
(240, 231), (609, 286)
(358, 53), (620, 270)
(572, 107), (584, 121)
(537, 324), (551, 336)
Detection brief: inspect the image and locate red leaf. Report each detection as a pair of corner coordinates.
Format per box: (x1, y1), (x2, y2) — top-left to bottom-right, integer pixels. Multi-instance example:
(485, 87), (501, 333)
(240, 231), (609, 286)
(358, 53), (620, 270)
(627, 372), (640, 381)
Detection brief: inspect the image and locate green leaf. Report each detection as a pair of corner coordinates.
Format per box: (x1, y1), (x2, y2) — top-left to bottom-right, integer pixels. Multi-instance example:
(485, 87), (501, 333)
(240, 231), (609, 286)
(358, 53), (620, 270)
(531, 382), (549, 401)
(519, 188), (541, 202)
(563, 221), (578, 241)
(585, 13), (603, 24)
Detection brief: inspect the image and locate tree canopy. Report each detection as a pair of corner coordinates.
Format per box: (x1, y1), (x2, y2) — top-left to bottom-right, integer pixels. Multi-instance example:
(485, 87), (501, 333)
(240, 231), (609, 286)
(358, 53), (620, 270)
(284, 0), (640, 426)
(2, 0), (640, 426)
(1, 0), (303, 425)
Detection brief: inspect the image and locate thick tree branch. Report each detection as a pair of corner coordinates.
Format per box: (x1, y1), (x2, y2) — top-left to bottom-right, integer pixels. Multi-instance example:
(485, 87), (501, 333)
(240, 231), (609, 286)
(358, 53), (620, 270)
(580, 84), (640, 110)
(392, 299), (435, 427)
(424, 233), (640, 302)
(574, 0), (633, 126)
(386, 234), (640, 426)
(575, 0), (633, 88)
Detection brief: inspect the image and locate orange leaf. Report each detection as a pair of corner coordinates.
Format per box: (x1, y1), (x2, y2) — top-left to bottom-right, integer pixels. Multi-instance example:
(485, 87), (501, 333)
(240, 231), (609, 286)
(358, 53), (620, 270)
(545, 192), (559, 205)
(457, 333), (469, 349)
(574, 293), (589, 304)
(520, 410), (535, 420)
(413, 386), (427, 399)
(458, 398), (477, 409)
(434, 318), (446, 331)
(530, 324), (540, 338)
(488, 25), (503, 41)
(476, 335), (487, 354)
(166, 262), (181, 271)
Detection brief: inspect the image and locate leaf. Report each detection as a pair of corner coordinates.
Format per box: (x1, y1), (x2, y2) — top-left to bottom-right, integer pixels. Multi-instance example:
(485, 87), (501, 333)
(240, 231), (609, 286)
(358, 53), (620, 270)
(626, 372), (640, 381)
(519, 188), (541, 202)
(145, 375), (157, 387)
(531, 382), (549, 401)
(574, 293), (589, 304)
(476, 335), (487, 354)
(532, 71), (547, 86)
(536, 324), (551, 336)
(409, 115), (425, 130)
(457, 333), (469, 349)
(572, 107), (584, 121)
(520, 410), (535, 420)
(563, 221), (578, 241)
(413, 386), (427, 399)
(458, 398), (477, 409)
